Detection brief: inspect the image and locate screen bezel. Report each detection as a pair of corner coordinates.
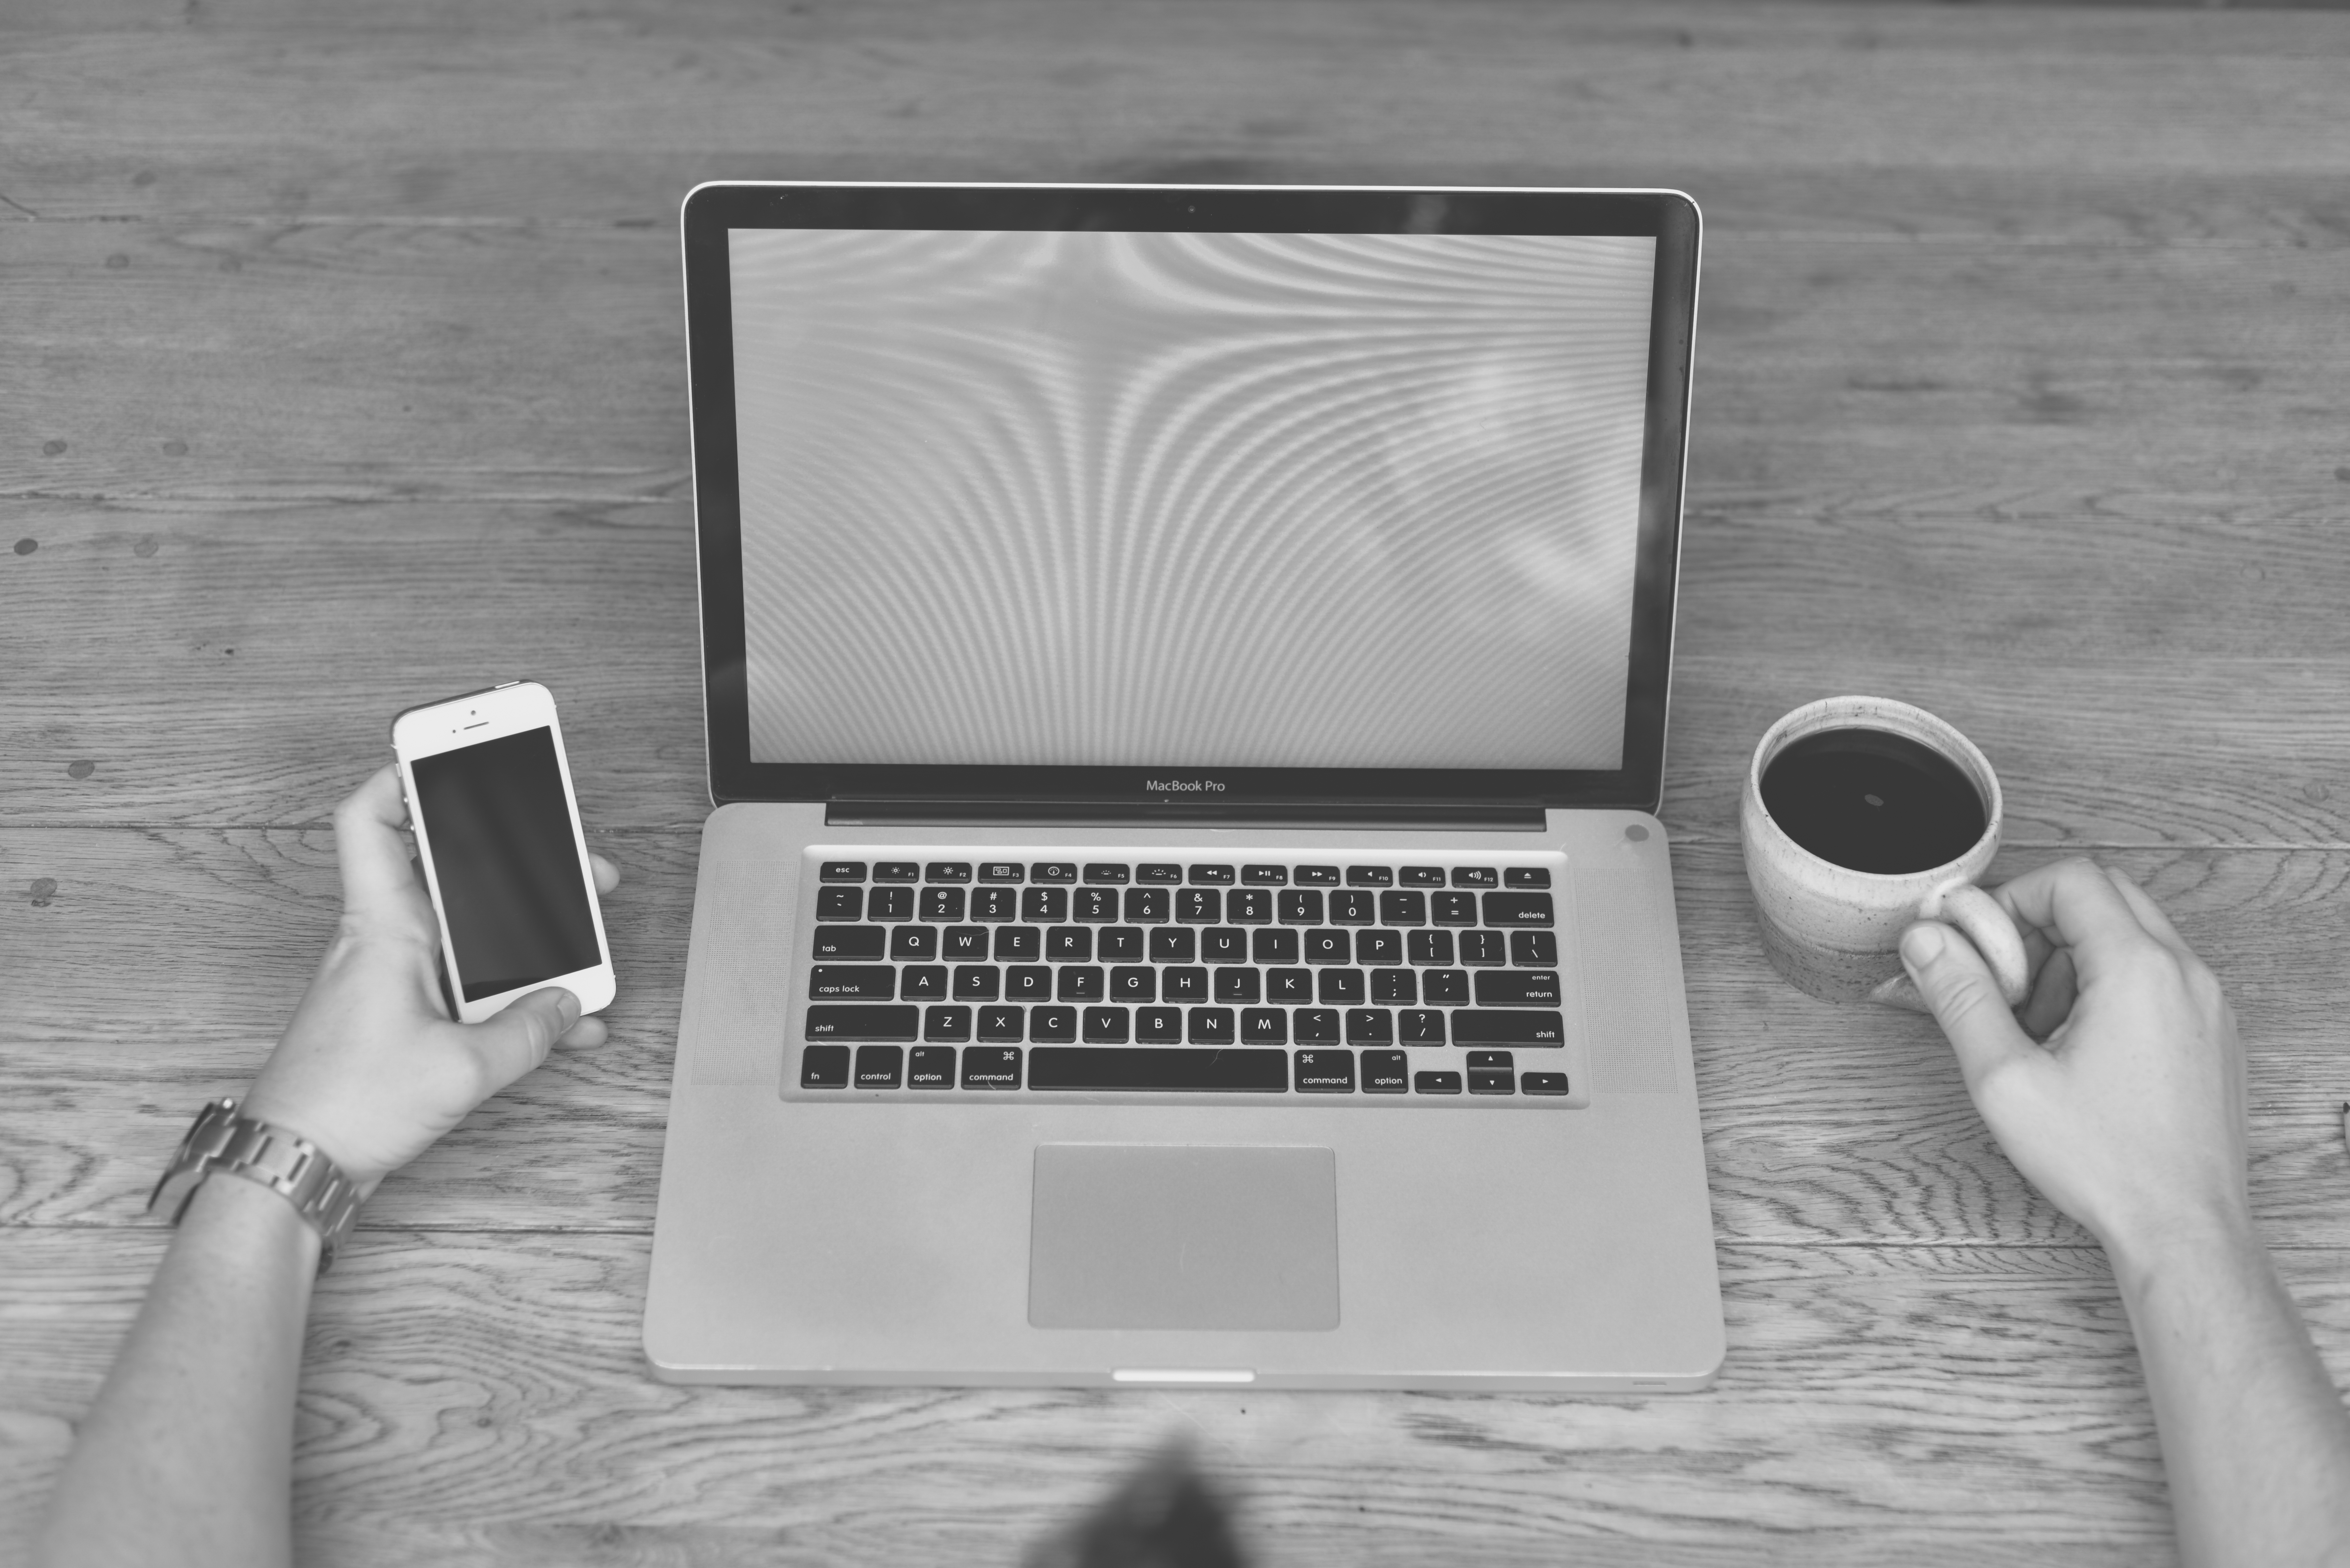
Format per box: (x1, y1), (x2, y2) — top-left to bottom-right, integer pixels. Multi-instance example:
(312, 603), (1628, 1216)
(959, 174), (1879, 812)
(682, 182), (1698, 816)
(390, 682), (616, 1022)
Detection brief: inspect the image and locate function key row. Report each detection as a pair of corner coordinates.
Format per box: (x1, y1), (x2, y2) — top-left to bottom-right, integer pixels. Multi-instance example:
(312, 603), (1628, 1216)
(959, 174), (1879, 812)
(815, 886), (1554, 930)
(818, 861), (1553, 890)
(802, 1042), (1570, 1097)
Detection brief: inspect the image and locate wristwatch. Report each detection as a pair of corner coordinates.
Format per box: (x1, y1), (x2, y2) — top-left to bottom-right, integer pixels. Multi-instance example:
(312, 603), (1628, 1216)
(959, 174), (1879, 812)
(148, 1098), (364, 1272)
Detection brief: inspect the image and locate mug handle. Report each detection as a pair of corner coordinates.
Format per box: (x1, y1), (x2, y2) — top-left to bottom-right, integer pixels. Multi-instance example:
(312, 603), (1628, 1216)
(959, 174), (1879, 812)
(1870, 881), (2031, 1013)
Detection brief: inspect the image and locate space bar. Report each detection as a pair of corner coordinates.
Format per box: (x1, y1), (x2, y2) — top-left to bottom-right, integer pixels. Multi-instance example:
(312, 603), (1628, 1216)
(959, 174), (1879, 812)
(1028, 1047), (1288, 1092)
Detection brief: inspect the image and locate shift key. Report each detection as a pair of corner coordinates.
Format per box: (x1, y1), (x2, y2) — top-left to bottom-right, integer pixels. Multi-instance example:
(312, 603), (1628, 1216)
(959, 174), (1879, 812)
(812, 924), (885, 960)
(1451, 1009), (1566, 1046)
(1474, 970), (1560, 1006)
(806, 1004), (919, 1042)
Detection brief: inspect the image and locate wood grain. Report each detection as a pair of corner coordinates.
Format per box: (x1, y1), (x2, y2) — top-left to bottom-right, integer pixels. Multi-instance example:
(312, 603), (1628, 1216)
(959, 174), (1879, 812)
(8, 1229), (2348, 1566)
(11, 836), (2350, 1251)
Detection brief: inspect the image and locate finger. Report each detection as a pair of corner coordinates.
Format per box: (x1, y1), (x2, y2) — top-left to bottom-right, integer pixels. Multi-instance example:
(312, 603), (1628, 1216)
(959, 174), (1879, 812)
(1899, 920), (2038, 1093)
(334, 765), (429, 916)
(589, 852), (621, 896)
(1988, 857), (2158, 982)
(2100, 866), (2195, 958)
(556, 1015), (610, 1050)
(465, 987), (582, 1092)
(2018, 945), (2078, 1041)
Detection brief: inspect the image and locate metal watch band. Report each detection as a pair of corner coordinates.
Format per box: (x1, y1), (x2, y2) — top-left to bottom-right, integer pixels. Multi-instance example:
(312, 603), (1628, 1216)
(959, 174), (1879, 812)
(147, 1098), (364, 1273)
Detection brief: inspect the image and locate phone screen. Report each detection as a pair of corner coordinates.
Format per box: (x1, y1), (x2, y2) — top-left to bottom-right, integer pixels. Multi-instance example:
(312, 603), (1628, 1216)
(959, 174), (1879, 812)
(409, 726), (602, 1001)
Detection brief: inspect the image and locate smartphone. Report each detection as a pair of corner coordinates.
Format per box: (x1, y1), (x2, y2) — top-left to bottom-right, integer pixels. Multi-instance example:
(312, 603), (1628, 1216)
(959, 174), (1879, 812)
(390, 681), (616, 1023)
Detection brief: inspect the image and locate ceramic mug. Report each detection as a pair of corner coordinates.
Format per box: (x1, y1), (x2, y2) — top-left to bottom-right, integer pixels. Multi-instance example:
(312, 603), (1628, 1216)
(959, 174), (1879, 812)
(1740, 696), (2030, 1012)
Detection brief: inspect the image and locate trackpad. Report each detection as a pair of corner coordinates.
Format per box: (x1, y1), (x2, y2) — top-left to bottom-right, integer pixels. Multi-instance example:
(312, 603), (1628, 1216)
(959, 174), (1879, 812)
(1028, 1145), (1339, 1331)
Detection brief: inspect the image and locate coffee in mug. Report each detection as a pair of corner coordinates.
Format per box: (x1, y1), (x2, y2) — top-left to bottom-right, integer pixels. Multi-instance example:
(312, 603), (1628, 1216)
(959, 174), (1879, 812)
(1740, 696), (2029, 1011)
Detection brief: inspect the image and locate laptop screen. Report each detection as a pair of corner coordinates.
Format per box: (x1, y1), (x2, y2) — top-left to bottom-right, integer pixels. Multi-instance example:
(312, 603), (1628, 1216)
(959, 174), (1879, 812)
(727, 227), (1655, 774)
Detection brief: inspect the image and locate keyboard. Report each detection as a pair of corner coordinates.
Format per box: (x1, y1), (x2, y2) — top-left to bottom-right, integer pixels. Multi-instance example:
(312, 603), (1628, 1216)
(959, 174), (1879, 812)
(787, 853), (1583, 1107)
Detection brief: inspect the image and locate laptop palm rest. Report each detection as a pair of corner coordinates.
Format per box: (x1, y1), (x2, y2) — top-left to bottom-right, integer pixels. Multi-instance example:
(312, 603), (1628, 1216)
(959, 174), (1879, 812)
(1028, 1145), (1340, 1331)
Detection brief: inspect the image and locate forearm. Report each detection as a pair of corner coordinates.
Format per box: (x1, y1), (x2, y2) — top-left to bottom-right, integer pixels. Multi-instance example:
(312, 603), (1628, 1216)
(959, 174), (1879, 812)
(38, 1174), (319, 1568)
(2112, 1217), (2350, 1568)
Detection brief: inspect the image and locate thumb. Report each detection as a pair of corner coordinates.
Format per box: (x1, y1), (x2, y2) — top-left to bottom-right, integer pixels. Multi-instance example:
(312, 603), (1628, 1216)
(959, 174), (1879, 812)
(466, 986), (581, 1093)
(1899, 921), (2035, 1090)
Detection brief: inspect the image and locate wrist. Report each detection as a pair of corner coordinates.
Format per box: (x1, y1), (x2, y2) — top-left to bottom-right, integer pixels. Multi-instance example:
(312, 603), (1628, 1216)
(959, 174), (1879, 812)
(180, 1165), (326, 1274)
(2102, 1200), (2262, 1297)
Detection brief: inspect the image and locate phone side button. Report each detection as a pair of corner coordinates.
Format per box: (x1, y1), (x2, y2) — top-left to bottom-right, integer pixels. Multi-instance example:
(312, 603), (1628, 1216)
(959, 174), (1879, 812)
(800, 1045), (851, 1088)
(805, 1004), (918, 1042)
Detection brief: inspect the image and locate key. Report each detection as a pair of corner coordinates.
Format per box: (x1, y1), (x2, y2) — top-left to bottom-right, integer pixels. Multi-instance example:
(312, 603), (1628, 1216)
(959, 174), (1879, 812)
(1450, 867), (1497, 888)
(952, 964), (1000, 1001)
(1408, 929), (1455, 965)
(1123, 887), (1170, 923)
(1356, 929), (1402, 965)
(1177, 887), (1222, 923)
(1110, 965), (1156, 1001)
(1468, 1065), (1515, 1096)
(1031, 862), (1077, 884)
(978, 862), (1023, 884)
(1330, 889), (1374, 924)
(1202, 927), (1247, 963)
(1213, 967), (1261, 1003)
(1162, 966), (1208, 1000)
(819, 861), (866, 883)
(1432, 892), (1479, 926)
(816, 886), (864, 921)
(1318, 968), (1365, 1005)
(1056, 966), (1105, 1002)
(907, 1045), (957, 1088)
(1521, 1072), (1572, 1096)
(1294, 1008), (1341, 1044)
(1138, 863), (1183, 884)
(1150, 928), (1197, 963)
(890, 925), (939, 961)
(1511, 930), (1561, 967)
(994, 925), (1041, 962)
(1279, 889), (1324, 924)
(1187, 864), (1235, 884)
(1135, 1005), (1183, 1043)
(1083, 863), (1131, 884)
(972, 887), (1017, 921)
(925, 862), (972, 884)
(1098, 926), (1145, 961)
(923, 1006), (972, 1043)
(900, 965), (948, 999)
(812, 925), (884, 960)
(1294, 1049), (1354, 1093)
(1082, 1005), (1130, 1044)
(1241, 864), (1288, 885)
(960, 1046), (1023, 1089)
(1399, 1008), (1446, 1044)
(805, 1005), (916, 1042)
(800, 1044), (851, 1087)
(1022, 887), (1069, 923)
(1265, 967), (1312, 1002)
(921, 887), (966, 922)
(1370, 969), (1417, 1004)
(1186, 1007), (1236, 1044)
(873, 862), (920, 883)
(1005, 965), (1052, 1001)
(810, 965), (894, 999)
(1505, 867), (1552, 888)
(1400, 866), (1447, 887)
(1241, 1007), (1288, 1044)
(1295, 865), (1341, 885)
(1414, 1070), (1464, 1095)
(1423, 968), (1470, 1004)
(1476, 970), (1561, 1006)
(1027, 1047), (1285, 1092)
(1253, 928), (1300, 964)
(1481, 891), (1555, 926)
(1378, 890), (1426, 926)
(1304, 929), (1352, 965)
(1452, 1010), (1567, 1046)
(1046, 926), (1092, 962)
(1074, 887), (1118, 922)
(1361, 1050), (1409, 1093)
(868, 886), (915, 921)
(978, 1005), (1025, 1042)
(1346, 865), (1393, 886)
(1459, 930), (1505, 966)
(1227, 888), (1272, 923)
(1029, 1006), (1077, 1044)
(1345, 1008), (1393, 1045)
(941, 926), (989, 960)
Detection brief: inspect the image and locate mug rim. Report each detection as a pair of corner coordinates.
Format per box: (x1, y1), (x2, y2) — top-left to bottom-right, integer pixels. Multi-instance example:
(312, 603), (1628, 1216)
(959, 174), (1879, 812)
(1744, 695), (2004, 885)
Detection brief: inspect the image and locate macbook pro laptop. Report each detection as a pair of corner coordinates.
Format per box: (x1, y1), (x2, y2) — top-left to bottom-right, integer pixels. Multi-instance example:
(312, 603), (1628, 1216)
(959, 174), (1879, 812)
(647, 183), (1722, 1390)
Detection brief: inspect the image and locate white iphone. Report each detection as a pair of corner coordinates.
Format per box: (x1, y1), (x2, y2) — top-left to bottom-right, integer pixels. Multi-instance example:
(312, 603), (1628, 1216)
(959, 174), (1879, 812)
(390, 680), (616, 1023)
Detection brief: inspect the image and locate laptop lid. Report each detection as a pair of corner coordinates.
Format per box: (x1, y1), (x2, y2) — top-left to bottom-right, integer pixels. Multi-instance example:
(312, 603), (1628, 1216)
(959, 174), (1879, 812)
(681, 184), (1699, 825)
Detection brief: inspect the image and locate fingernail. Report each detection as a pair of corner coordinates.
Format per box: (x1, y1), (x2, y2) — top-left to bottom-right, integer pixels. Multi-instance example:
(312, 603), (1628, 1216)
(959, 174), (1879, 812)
(1900, 923), (1945, 967)
(553, 988), (581, 1028)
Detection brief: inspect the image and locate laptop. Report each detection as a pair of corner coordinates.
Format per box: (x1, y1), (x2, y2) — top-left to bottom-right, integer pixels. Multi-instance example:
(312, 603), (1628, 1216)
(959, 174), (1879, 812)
(646, 183), (1722, 1391)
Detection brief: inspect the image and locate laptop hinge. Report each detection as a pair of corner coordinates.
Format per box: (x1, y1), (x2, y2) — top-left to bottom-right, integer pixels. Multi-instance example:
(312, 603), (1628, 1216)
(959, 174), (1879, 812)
(822, 799), (1548, 831)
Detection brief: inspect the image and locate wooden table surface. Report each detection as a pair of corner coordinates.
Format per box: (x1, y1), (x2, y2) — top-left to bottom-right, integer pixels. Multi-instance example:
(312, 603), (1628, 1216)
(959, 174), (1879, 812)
(6, 2), (2350, 1562)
